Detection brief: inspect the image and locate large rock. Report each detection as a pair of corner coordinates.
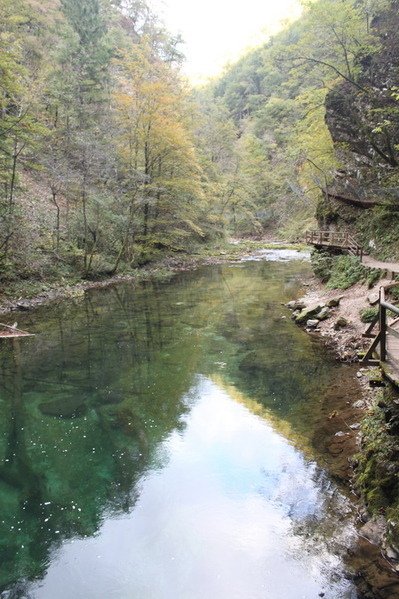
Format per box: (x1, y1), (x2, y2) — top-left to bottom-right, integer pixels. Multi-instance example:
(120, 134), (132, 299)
(368, 292), (380, 306)
(295, 304), (324, 324)
(334, 316), (348, 330)
(360, 516), (387, 546)
(326, 297), (342, 308)
(286, 300), (306, 311)
(39, 396), (86, 418)
(316, 307), (331, 321)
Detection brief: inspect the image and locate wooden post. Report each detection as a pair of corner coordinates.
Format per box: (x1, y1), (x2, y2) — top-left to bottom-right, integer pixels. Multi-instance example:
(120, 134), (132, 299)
(380, 288), (387, 362)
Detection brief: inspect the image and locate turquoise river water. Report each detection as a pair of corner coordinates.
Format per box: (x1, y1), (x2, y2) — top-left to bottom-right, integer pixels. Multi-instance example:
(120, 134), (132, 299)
(0, 250), (359, 598)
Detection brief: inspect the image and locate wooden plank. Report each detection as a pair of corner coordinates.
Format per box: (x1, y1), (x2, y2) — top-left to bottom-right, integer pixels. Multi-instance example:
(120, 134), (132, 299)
(387, 326), (399, 340)
(0, 322), (34, 339)
(362, 331), (382, 363)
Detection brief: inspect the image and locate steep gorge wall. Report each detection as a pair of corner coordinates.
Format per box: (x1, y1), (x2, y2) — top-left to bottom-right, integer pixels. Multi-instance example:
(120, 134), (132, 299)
(321, 1), (399, 259)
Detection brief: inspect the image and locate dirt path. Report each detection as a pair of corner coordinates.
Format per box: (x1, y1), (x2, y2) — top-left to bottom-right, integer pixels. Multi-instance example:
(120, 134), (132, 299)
(362, 255), (399, 274)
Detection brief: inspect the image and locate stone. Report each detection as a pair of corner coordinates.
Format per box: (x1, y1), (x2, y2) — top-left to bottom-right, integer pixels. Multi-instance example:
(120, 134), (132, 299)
(39, 396), (86, 419)
(386, 545), (399, 560)
(350, 423), (361, 430)
(316, 306), (331, 321)
(306, 319), (320, 328)
(286, 300), (306, 311)
(295, 304), (324, 324)
(326, 297), (342, 308)
(353, 400), (366, 409)
(367, 292), (380, 306)
(334, 317), (348, 330)
(16, 301), (31, 311)
(360, 516), (387, 546)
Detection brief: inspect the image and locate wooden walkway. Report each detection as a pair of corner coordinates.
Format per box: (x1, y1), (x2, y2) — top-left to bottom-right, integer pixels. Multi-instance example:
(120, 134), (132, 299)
(362, 255), (399, 275)
(305, 230), (365, 259)
(305, 230), (399, 275)
(305, 231), (399, 384)
(362, 287), (399, 386)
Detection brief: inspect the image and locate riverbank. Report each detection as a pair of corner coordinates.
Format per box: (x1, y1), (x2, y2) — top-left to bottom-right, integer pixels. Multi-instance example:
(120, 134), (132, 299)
(291, 272), (399, 598)
(0, 241), (305, 317)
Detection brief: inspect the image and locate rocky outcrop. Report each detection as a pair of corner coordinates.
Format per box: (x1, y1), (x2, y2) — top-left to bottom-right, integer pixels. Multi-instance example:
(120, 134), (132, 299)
(325, 1), (399, 203)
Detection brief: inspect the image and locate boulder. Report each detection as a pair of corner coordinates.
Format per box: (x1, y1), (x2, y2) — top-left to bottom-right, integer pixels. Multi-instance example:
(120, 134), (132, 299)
(39, 396), (86, 419)
(295, 304), (324, 324)
(334, 316), (348, 330)
(326, 297), (342, 308)
(316, 306), (331, 321)
(368, 292), (380, 306)
(286, 300), (306, 311)
(360, 516), (387, 546)
(306, 319), (320, 329)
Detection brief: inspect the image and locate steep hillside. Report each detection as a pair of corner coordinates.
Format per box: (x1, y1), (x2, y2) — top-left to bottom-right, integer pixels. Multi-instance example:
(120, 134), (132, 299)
(321, 0), (399, 260)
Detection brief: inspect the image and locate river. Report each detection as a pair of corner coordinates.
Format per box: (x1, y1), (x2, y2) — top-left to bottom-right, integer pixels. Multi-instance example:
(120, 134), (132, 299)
(0, 250), (359, 598)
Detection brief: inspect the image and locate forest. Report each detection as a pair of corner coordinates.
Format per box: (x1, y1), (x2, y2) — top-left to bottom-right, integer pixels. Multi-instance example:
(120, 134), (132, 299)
(1, 0), (399, 291)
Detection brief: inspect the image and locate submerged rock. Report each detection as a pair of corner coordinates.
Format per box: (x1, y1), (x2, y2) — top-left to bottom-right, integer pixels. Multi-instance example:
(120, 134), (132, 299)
(360, 516), (387, 546)
(94, 389), (124, 406)
(39, 396), (86, 418)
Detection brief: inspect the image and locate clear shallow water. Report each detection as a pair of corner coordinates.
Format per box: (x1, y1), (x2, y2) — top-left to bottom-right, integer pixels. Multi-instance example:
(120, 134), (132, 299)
(0, 256), (358, 598)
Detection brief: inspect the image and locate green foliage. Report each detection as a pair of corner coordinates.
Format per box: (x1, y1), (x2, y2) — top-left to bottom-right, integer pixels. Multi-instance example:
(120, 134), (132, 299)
(357, 206), (399, 261)
(388, 284), (399, 302)
(310, 249), (333, 282)
(360, 306), (379, 323)
(0, 0), (397, 290)
(355, 388), (399, 545)
(327, 255), (367, 289)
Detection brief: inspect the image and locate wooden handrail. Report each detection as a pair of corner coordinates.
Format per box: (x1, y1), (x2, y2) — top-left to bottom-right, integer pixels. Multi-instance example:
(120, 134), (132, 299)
(363, 287), (399, 366)
(305, 229), (362, 252)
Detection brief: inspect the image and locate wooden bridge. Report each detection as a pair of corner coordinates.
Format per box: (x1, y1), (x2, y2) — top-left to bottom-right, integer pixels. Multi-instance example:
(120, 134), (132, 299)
(305, 230), (399, 275)
(305, 230), (365, 259)
(362, 286), (399, 386)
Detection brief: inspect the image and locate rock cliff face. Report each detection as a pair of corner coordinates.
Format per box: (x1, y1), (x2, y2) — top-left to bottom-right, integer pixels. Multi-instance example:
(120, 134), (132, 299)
(320, 1), (399, 258)
(325, 1), (399, 203)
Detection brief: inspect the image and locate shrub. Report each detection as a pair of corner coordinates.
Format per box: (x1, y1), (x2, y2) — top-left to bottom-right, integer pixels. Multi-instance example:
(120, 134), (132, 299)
(310, 249), (333, 282)
(360, 306), (379, 323)
(327, 255), (367, 289)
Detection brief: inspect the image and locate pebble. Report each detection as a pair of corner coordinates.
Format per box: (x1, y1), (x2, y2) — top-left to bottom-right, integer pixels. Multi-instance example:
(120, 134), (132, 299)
(353, 400), (366, 409)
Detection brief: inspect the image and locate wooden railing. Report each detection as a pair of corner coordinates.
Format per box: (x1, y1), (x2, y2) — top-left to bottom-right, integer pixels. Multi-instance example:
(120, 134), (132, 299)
(362, 286), (399, 366)
(305, 230), (364, 259)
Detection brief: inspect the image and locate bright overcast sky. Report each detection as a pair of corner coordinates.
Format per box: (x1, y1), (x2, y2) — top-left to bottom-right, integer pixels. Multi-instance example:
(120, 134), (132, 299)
(153, 0), (303, 82)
